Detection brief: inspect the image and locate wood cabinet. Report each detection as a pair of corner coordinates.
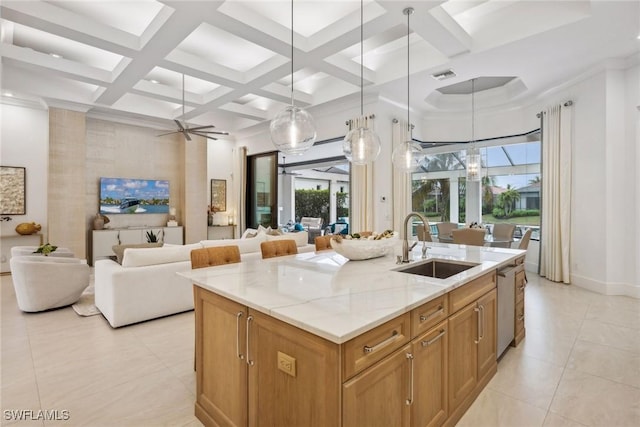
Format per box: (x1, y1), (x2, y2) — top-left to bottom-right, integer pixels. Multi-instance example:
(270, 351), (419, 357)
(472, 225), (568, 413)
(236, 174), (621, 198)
(447, 274), (497, 425)
(343, 344), (412, 427)
(196, 270), (498, 427)
(194, 287), (340, 427)
(513, 267), (526, 346)
(91, 226), (183, 265)
(207, 225), (235, 240)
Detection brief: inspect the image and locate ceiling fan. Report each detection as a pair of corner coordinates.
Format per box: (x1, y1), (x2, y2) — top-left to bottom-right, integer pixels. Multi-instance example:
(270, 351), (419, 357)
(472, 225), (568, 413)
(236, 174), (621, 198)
(157, 74), (229, 141)
(280, 156), (301, 176)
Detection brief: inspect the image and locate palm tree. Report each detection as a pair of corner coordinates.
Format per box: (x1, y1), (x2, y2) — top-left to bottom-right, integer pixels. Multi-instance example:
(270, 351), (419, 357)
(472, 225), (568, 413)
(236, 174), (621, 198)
(481, 175), (497, 214)
(498, 184), (521, 216)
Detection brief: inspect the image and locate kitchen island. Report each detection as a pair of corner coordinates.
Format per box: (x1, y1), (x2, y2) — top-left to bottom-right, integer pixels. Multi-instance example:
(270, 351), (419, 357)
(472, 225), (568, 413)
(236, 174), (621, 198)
(179, 243), (526, 427)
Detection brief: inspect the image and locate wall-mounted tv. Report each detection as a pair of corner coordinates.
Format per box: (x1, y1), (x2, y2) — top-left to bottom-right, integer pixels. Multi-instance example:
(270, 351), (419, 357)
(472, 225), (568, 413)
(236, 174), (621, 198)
(99, 177), (169, 214)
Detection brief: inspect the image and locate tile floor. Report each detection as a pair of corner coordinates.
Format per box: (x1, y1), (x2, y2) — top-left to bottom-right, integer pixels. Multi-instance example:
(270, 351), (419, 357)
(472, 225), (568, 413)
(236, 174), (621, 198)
(2, 273), (639, 426)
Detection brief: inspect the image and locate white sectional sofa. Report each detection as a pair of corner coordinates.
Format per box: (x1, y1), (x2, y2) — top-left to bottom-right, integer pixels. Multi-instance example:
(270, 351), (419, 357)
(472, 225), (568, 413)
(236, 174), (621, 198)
(95, 231), (312, 327)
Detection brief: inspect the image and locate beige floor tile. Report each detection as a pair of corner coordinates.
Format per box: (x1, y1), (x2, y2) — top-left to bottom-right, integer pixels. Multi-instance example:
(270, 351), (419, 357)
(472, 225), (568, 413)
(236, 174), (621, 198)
(1, 374), (41, 411)
(488, 348), (565, 410)
(1, 342), (35, 387)
(518, 326), (576, 367)
(542, 412), (587, 427)
(40, 370), (195, 427)
(567, 339), (640, 388)
(550, 368), (640, 427)
(456, 387), (547, 427)
(525, 306), (584, 342)
(577, 319), (640, 354)
(181, 419), (204, 427)
(584, 303), (640, 330)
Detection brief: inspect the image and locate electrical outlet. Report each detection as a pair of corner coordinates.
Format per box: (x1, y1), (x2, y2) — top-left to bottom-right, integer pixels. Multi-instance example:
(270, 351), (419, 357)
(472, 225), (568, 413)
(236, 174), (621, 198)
(380, 196), (387, 203)
(277, 351), (296, 377)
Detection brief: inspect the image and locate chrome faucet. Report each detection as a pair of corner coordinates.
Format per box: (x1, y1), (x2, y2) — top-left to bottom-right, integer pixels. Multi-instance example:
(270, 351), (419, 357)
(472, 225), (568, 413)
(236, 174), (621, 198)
(398, 212), (431, 264)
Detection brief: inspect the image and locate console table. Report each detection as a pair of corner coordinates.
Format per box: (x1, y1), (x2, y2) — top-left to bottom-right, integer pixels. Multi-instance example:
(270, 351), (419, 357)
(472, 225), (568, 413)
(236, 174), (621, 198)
(91, 226), (183, 266)
(207, 225), (235, 240)
(1, 233), (43, 273)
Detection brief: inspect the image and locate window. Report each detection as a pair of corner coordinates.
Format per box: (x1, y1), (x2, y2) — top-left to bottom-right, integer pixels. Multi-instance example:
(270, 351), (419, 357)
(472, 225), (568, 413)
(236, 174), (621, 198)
(412, 132), (540, 238)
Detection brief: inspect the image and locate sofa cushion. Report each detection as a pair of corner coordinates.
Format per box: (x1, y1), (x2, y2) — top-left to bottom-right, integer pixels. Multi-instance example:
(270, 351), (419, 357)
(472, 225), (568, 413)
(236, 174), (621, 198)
(121, 243), (202, 268)
(265, 230), (308, 247)
(112, 242), (162, 264)
(201, 233), (267, 254)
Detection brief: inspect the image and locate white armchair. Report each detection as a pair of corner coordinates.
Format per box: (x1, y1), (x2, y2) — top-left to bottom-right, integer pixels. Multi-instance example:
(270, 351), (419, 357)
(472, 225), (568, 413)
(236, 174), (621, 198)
(10, 256), (90, 312)
(11, 246), (74, 258)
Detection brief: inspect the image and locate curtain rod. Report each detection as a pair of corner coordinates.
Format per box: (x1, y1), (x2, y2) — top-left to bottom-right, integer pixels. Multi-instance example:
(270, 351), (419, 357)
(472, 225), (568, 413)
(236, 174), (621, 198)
(536, 100), (573, 118)
(345, 114), (375, 125)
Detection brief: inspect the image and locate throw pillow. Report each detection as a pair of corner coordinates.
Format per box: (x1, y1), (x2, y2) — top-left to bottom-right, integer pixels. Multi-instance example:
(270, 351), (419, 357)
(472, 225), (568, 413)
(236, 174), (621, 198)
(112, 242), (162, 264)
(241, 228), (258, 239)
(266, 227), (282, 236)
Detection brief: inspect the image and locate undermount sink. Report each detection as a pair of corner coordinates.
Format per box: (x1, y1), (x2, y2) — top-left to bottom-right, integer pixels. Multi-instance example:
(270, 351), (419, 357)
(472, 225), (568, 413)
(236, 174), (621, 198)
(395, 259), (479, 279)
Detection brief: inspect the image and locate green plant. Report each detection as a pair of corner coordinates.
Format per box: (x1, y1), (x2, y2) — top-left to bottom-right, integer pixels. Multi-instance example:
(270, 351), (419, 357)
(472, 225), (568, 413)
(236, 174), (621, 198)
(33, 243), (57, 256)
(145, 230), (158, 243)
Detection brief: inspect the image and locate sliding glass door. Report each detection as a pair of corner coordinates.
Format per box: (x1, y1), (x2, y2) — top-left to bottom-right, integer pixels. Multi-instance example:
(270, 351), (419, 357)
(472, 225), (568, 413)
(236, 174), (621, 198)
(246, 151), (277, 229)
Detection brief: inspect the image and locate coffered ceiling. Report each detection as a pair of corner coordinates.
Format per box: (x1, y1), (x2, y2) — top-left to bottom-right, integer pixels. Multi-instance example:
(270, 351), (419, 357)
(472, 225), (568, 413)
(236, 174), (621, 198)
(1, 1), (638, 137)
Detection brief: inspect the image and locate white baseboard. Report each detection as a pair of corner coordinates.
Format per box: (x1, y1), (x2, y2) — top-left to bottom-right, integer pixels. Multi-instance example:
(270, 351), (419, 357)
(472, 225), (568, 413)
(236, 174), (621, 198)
(570, 273), (640, 298)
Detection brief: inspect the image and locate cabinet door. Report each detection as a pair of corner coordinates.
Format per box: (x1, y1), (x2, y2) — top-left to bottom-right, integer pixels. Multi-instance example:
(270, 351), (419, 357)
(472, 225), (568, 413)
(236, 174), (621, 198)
(163, 226), (184, 244)
(448, 302), (478, 413)
(412, 320), (448, 427)
(343, 345), (412, 427)
(195, 288), (247, 427)
(477, 289), (497, 381)
(118, 229), (142, 244)
(92, 230), (119, 264)
(248, 310), (339, 427)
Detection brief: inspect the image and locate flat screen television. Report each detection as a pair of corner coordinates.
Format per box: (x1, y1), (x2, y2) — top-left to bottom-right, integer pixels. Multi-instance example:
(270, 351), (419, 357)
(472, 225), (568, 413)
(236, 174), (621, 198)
(99, 177), (169, 214)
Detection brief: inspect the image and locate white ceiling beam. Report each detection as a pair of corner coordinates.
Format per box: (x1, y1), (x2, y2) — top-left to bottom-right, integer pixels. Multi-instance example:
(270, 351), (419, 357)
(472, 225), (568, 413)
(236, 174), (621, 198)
(256, 83), (313, 107)
(218, 102), (269, 122)
(0, 0), (139, 56)
(163, 50), (243, 86)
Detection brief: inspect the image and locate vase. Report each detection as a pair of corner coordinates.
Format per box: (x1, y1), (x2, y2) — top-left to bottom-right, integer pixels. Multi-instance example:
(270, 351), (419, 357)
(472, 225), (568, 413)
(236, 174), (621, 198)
(93, 213), (104, 230)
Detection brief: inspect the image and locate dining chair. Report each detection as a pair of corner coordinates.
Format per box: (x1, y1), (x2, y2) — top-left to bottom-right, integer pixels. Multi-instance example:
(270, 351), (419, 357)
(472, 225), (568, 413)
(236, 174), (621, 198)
(260, 240), (298, 259)
(314, 235), (333, 251)
(491, 223), (516, 248)
(416, 225), (433, 242)
(451, 228), (486, 246)
(436, 222), (458, 240)
(190, 246), (241, 269)
(518, 229), (533, 251)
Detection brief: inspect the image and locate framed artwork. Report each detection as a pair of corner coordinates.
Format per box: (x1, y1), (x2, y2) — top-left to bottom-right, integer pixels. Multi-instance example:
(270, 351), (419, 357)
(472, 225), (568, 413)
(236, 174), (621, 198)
(0, 166), (26, 215)
(211, 179), (227, 212)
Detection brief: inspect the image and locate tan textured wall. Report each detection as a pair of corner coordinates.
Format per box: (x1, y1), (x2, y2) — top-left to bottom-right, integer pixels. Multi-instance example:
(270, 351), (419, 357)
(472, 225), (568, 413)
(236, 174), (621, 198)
(183, 135), (208, 243)
(48, 108), (87, 258)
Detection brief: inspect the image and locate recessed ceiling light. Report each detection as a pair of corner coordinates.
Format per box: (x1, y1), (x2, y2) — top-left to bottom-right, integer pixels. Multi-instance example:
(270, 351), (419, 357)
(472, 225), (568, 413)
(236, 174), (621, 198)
(150, 79), (160, 84)
(50, 53), (62, 58)
(4, 92), (14, 97)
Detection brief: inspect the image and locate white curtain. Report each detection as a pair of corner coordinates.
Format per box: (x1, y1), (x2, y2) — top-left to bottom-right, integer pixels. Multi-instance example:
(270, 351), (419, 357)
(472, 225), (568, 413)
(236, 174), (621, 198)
(347, 115), (375, 232)
(539, 104), (572, 283)
(233, 146), (247, 234)
(392, 119), (412, 233)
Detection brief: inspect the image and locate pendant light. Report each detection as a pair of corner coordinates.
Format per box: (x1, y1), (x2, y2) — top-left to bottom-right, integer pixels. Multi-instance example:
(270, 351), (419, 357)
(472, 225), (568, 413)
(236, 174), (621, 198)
(466, 78), (481, 181)
(270, 0), (317, 155)
(391, 7), (425, 173)
(342, 0), (381, 165)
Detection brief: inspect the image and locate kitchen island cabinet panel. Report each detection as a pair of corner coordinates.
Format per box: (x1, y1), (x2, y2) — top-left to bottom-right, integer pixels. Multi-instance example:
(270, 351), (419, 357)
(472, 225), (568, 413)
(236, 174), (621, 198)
(342, 344), (411, 427)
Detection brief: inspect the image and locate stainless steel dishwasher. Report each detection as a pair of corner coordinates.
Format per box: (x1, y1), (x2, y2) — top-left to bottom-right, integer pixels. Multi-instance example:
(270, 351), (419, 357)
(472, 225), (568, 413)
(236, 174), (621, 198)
(497, 265), (518, 357)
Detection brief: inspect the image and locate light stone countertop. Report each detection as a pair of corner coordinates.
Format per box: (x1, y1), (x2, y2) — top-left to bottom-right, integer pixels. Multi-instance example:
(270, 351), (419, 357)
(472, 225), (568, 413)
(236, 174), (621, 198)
(178, 242), (525, 344)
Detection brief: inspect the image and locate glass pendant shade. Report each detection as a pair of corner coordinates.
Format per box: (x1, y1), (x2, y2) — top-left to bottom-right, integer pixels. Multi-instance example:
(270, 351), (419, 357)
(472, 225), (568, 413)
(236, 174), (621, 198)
(392, 140), (425, 173)
(343, 127), (381, 165)
(466, 147), (481, 181)
(270, 105), (317, 155)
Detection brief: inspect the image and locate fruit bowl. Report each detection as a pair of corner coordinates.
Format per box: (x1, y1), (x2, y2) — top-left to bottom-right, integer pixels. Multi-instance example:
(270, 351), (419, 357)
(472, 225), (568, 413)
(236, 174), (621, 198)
(329, 234), (398, 261)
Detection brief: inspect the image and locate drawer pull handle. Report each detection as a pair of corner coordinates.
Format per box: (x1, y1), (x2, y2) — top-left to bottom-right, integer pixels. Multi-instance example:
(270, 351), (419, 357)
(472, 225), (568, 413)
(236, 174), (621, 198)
(518, 314), (525, 321)
(421, 329), (446, 347)
(236, 311), (244, 360)
(363, 330), (398, 354)
(246, 315), (254, 366)
(474, 306), (481, 344)
(405, 353), (414, 406)
(519, 284), (526, 291)
(419, 305), (444, 323)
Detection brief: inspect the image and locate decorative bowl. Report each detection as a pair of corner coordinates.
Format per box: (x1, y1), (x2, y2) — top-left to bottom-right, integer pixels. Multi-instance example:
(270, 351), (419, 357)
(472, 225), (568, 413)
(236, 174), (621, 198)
(330, 235), (398, 261)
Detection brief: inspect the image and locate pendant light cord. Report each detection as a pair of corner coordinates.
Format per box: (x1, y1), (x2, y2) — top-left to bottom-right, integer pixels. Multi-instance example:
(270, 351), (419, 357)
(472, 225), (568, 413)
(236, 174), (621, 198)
(406, 8), (411, 132)
(290, 0), (294, 106)
(360, 0), (364, 116)
(471, 78), (475, 143)
(182, 73), (185, 119)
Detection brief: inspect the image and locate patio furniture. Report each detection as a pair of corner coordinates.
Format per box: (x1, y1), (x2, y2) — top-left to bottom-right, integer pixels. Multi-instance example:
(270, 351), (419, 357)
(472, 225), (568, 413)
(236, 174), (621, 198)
(491, 223), (516, 248)
(451, 228), (486, 246)
(435, 222), (458, 240)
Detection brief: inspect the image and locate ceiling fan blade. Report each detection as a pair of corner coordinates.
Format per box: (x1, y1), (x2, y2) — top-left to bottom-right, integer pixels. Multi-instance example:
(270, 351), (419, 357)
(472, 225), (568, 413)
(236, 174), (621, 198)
(188, 124), (217, 131)
(192, 131), (229, 136)
(157, 130), (180, 137)
(189, 131), (218, 140)
(182, 130), (192, 141)
(174, 119), (186, 132)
